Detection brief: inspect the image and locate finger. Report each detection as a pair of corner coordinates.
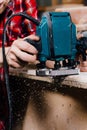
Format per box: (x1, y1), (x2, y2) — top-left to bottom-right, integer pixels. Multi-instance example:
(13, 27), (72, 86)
(80, 67), (87, 72)
(9, 45), (37, 63)
(7, 58), (22, 68)
(6, 52), (28, 67)
(46, 60), (55, 68)
(13, 40), (38, 54)
(24, 34), (40, 41)
(80, 61), (87, 67)
(6, 52), (18, 63)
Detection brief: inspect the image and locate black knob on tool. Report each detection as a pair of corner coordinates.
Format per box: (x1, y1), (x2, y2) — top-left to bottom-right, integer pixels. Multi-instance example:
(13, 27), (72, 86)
(24, 38), (42, 52)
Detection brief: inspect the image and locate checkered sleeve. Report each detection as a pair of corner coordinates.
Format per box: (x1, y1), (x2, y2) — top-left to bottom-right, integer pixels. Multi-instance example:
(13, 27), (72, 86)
(7, 0), (38, 46)
(23, 0), (38, 34)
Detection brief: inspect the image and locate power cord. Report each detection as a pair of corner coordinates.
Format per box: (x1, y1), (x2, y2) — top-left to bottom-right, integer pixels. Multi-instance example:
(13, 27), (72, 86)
(2, 11), (40, 130)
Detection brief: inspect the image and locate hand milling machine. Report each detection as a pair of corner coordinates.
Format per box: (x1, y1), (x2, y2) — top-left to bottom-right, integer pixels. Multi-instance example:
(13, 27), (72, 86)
(2, 10), (87, 130)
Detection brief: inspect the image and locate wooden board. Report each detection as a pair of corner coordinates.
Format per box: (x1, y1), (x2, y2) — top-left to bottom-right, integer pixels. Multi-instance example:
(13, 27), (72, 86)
(9, 68), (87, 89)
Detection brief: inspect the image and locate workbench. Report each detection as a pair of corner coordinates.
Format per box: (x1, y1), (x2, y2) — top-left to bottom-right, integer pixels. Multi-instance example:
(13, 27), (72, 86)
(9, 67), (87, 130)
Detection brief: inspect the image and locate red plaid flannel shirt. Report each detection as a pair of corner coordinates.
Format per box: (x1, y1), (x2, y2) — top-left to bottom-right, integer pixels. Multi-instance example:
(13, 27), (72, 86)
(0, 0), (38, 129)
(0, 0), (38, 80)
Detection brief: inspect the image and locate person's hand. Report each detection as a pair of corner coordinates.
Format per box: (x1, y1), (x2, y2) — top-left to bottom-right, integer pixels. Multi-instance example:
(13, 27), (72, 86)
(46, 60), (55, 69)
(77, 54), (87, 72)
(76, 31), (87, 72)
(6, 35), (39, 68)
(80, 61), (87, 72)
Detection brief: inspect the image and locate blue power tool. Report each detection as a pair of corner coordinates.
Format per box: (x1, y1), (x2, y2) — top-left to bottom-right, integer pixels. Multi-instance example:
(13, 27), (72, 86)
(25, 11), (87, 76)
(2, 11), (87, 77)
(34, 12), (80, 76)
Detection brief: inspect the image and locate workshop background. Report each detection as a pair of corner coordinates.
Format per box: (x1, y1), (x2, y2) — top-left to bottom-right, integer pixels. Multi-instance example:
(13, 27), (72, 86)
(36, 0), (86, 6)
(36, 0), (87, 17)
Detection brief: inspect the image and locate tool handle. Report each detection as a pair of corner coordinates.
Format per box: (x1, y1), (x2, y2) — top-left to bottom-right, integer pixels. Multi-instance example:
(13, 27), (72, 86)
(24, 38), (42, 52)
